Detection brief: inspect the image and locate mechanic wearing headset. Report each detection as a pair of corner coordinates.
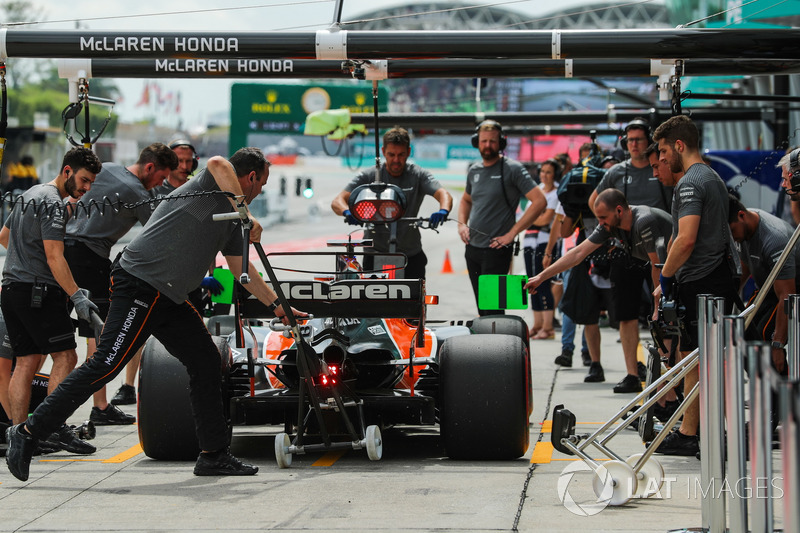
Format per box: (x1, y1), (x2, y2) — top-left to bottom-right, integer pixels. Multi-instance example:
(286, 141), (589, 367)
(652, 115), (740, 456)
(6, 148), (307, 480)
(111, 139), (203, 407)
(458, 119), (547, 316)
(332, 126), (453, 279)
(0, 148), (101, 456)
(63, 143), (176, 428)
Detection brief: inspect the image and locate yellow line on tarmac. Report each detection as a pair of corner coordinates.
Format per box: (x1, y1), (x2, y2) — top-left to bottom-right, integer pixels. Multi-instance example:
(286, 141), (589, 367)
(39, 444), (143, 463)
(312, 449), (347, 466)
(103, 444), (143, 463)
(531, 442), (553, 463)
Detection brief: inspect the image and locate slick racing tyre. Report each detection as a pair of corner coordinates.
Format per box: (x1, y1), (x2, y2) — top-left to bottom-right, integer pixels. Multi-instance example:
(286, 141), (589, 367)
(468, 315), (532, 416)
(138, 336), (231, 460)
(440, 334), (530, 460)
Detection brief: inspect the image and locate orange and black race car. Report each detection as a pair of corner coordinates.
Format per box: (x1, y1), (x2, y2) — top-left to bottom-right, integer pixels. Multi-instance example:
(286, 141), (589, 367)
(137, 184), (532, 467)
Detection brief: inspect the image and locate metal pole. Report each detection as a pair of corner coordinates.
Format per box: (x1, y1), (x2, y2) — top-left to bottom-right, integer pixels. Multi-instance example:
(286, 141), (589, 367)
(789, 295), (800, 382)
(724, 316), (747, 533)
(748, 342), (774, 533)
(779, 380), (800, 533)
(698, 296), (726, 532)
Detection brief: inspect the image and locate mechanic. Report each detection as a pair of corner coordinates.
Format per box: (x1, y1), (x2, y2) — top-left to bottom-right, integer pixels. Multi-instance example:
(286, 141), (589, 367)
(524, 158), (561, 340)
(728, 194), (799, 372)
(6, 147), (307, 481)
(64, 143), (177, 426)
(777, 146), (800, 225)
(587, 120), (672, 392)
(111, 139), (205, 408)
(0, 147), (102, 456)
(457, 119), (546, 316)
(652, 115), (740, 456)
(526, 189), (671, 392)
(331, 127), (452, 279)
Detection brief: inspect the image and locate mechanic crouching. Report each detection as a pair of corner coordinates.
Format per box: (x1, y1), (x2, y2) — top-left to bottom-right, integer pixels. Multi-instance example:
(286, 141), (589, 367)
(5, 148), (307, 481)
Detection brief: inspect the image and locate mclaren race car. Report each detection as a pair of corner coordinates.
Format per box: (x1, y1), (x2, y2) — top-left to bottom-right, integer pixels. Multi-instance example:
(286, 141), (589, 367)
(137, 184), (532, 466)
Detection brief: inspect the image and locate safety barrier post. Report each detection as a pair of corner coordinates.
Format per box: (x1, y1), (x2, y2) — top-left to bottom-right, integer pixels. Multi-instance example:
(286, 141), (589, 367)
(779, 379), (800, 533)
(748, 342), (774, 533)
(788, 295), (800, 381)
(698, 295), (726, 532)
(724, 315), (747, 533)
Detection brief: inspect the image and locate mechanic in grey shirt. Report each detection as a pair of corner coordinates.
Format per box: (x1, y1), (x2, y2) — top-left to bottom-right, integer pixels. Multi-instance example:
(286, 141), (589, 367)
(64, 143), (176, 426)
(653, 115), (740, 456)
(526, 189), (671, 391)
(7, 148), (306, 480)
(728, 197), (799, 373)
(332, 127), (452, 279)
(457, 120), (546, 316)
(151, 139), (198, 196)
(0, 148), (101, 455)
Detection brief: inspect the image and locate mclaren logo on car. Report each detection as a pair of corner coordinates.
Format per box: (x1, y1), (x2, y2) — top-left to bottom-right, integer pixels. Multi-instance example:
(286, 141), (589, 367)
(267, 281), (415, 301)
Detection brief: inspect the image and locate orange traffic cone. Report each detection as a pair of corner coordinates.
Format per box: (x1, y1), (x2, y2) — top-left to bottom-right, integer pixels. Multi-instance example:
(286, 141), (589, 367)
(440, 250), (454, 274)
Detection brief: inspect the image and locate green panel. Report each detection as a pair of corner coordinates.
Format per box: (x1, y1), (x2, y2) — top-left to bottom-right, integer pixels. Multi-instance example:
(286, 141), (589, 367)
(478, 275), (528, 310)
(229, 82), (389, 154)
(211, 267), (235, 305)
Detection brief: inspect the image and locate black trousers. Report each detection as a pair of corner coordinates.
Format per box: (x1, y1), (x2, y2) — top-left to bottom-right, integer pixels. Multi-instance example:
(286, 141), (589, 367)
(465, 244), (513, 317)
(28, 266), (229, 452)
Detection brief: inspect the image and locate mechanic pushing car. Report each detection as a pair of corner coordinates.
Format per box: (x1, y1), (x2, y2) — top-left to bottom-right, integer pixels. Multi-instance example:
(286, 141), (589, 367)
(331, 126), (453, 279)
(6, 147), (307, 481)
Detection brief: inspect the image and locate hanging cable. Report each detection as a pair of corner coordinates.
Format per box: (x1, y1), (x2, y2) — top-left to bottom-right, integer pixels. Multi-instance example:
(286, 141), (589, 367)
(62, 79), (115, 149)
(0, 62), (7, 173)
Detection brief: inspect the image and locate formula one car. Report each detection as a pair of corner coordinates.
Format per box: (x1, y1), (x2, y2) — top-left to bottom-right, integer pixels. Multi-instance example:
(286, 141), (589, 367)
(137, 183), (532, 466)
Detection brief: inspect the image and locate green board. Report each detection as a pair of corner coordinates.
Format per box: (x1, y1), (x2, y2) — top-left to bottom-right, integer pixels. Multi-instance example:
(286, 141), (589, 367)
(478, 275), (528, 310)
(211, 267), (235, 305)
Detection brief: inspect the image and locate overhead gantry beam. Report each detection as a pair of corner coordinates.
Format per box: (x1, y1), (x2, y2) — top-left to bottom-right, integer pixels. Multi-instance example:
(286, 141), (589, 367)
(2, 28), (799, 61)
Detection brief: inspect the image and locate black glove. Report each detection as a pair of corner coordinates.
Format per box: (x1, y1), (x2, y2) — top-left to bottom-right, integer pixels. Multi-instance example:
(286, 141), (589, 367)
(343, 209), (363, 226)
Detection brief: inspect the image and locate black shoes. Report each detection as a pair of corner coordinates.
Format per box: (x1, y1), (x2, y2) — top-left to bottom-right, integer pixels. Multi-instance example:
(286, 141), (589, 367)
(584, 362), (605, 382)
(6, 423), (37, 481)
(90, 405), (136, 426)
(42, 424), (96, 455)
(580, 350), (591, 367)
(653, 400), (681, 423)
(654, 429), (699, 456)
(613, 374), (643, 393)
(111, 384), (136, 406)
(194, 448), (258, 476)
(554, 349), (573, 367)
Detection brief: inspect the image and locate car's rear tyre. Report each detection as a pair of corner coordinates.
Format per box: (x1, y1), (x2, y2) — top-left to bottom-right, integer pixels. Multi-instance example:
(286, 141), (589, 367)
(468, 315), (532, 416)
(138, 336), (231, 460)
(440, 334), (530, 460)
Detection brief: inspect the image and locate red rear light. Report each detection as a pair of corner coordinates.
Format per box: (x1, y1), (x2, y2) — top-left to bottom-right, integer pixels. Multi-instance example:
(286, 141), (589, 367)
(348, 183), (407, 223)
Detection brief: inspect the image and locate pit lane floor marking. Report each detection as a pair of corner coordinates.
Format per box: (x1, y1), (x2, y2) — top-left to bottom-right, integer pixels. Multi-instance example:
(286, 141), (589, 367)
(39, 444), (143, 463)
(312, 449), (347, 466)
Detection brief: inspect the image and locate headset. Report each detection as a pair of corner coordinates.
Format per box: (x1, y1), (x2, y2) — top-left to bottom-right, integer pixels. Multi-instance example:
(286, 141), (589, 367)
(471, 119), (507, 151)
(788, 147), (800, 194)
(169, 139), (199, 172)
(619, 117), (652, 147)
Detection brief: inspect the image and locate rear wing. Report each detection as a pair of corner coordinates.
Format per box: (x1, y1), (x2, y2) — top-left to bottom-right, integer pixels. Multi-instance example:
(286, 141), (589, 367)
(240, 278), (425, 320)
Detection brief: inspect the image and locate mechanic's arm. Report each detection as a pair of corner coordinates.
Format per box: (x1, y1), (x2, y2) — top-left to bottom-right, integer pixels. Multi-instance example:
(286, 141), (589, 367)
(457, 192), (472, 244)
(0, 226), (8, 249)
(433, 187), (454, 212)
(771, 278), (793, 372)
(43, 240), (79, 296)
(492, 187), (546, 249)
(661, 214), (699, 278)
(524, 239), (600, 293)
(331, 190), (351, 216)
(225, 255), (308, 323)
(207, 156), (263, 243)
(647, 251), (662, 306)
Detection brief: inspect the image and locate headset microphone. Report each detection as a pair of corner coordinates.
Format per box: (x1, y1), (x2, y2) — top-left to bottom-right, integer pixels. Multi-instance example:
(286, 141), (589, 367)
(471, 119), (507, 151)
